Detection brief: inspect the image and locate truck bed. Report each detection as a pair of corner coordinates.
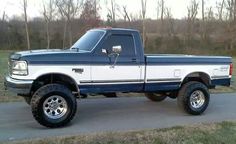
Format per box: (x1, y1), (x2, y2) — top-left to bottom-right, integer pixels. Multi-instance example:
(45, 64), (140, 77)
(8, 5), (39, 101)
(144, 54), (232, 92)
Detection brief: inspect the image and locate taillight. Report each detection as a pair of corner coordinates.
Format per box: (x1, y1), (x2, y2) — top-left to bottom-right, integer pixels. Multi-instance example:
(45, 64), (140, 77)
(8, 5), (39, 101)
(230, 63), (233, 76)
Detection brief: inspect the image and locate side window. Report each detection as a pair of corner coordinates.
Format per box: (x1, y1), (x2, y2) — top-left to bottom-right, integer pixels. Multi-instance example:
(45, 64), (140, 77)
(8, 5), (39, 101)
(103, 34), (136, 56)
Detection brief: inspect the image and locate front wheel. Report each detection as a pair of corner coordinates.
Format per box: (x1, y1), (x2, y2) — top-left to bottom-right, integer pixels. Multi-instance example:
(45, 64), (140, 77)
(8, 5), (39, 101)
(31, 84), (77, 128)
(177, 81), (210, 115)
(145, 93), (167, 102)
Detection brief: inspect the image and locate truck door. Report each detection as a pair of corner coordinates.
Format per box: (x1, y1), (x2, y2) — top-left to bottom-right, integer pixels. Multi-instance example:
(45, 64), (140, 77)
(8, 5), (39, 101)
(90, 34), (143, 93)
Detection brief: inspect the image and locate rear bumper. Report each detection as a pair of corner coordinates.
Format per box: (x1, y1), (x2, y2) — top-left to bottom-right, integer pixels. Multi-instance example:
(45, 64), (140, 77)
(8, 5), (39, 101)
(4, 76), (33, 95)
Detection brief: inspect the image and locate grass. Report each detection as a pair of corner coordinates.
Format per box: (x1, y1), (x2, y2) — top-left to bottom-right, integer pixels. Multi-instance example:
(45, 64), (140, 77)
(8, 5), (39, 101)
(4, 121), (236, 144)
(0, 51), (23, 102)
(0, 50), (235, 102)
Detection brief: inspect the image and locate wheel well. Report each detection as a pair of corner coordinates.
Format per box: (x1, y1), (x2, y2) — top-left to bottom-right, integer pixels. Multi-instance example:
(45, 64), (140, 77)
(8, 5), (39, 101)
(30, 74), (79, 96)
(182, 72), (211, 87)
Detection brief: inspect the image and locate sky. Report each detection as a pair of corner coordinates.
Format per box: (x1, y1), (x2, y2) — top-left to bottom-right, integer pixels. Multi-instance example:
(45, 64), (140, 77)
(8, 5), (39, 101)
(0, 0), (221, 20)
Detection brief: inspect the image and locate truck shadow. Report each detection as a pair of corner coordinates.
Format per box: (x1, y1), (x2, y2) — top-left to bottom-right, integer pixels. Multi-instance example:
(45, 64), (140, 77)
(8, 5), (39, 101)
(74, 97), (185, 124)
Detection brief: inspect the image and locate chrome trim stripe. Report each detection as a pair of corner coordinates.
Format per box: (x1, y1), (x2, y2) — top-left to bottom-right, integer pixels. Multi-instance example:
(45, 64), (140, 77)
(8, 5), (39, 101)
(211, 76), (230, 79)
(80, 80), (144, 84)
(79, 78), (183, 85)
(147, 78), (182, 82)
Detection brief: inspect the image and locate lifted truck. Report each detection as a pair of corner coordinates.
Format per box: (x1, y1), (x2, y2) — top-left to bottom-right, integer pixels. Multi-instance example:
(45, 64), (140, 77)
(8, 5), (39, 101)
(5, 28), (233, 128)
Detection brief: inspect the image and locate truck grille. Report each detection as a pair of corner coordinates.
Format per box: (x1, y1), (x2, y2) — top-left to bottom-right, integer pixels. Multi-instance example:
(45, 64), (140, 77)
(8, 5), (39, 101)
(8, 59), (13, 76)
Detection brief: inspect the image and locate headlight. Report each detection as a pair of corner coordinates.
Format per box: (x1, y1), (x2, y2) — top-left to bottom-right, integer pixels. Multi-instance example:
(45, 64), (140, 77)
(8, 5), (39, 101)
(11, 61), (28, 76)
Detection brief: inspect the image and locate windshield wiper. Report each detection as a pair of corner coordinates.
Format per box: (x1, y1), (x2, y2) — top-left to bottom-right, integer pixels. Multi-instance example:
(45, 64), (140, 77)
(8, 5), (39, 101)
(70, 47), (80, 52)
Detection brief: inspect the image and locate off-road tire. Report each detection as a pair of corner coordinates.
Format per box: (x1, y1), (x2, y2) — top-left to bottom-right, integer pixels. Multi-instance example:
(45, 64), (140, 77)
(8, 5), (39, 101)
(177, 81), (210, 115)
(31, 84), (77, 128)
(145, 93), (167, 102)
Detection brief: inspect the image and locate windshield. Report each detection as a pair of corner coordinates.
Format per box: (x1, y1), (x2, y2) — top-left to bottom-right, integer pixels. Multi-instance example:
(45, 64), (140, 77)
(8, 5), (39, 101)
(71, 30), (105, 52)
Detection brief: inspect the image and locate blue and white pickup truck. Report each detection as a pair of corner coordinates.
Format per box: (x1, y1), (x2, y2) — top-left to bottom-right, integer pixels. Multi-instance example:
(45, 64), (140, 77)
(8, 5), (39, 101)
(5, 28), (233, 128)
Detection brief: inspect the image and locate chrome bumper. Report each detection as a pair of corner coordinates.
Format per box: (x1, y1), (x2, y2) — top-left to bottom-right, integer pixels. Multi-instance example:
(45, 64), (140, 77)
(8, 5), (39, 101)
(4, 76), (33, 95)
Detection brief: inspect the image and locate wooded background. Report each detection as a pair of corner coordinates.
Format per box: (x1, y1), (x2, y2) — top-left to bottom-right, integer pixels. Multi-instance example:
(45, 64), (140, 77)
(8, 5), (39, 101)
(0, 0), (236, 56)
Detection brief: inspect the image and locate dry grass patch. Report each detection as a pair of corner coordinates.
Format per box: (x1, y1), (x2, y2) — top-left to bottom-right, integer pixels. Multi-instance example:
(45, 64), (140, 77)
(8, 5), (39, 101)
(5, 121), (236, 144)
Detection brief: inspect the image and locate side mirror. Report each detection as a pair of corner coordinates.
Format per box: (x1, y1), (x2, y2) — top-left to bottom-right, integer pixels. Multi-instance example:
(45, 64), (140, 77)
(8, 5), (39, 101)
(102, 49), (107, 54)
(112, 45), (122, 54)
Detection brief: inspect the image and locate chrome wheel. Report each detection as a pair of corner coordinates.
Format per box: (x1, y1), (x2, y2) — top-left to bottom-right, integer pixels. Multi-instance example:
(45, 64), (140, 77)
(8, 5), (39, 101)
(190, 90), (205, 109)
(43, 95), (68, 119)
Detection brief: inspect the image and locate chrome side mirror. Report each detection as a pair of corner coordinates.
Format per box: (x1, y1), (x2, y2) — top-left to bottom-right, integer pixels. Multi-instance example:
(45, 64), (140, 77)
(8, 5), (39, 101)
(102, 49), (107, 54)
(108, 45), (122, 68)
(112, 45), (122, 54)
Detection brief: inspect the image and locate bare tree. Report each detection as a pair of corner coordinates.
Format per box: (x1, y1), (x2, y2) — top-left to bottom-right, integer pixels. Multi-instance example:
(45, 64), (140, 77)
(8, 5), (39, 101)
(226, 0), (234, 20)
(165, 8), (175, 37)
(157, 0), (165, 36)
(156, 0), (160, 20)
(42, 0), (56, 49)
(225, 0), (236, 50)
(110, 0), (116, 22)
(106, 0), (119, 25)
(141, 0), (147, 47)
(80, 0), (101, 30)
(234, 0), (236, 20)
(129, 13), (139, 21)
(2, 11), (5, 21)
(216, 0), (225, 21)
(23, 0), (31, 50)
(185, 0), (199, 48)
(202, 0), (205, 21)
(207, 7), (214, 19)
(94, 0), (100, 19)
(120, 5), (131, 22)
(56, 0), (83, 48)
(201, 0), (206, 40)
(204, 7), (214, 41)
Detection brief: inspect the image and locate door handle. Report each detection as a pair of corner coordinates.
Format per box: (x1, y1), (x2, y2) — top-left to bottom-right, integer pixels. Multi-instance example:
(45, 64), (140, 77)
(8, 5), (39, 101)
(72, 68), (84, 74)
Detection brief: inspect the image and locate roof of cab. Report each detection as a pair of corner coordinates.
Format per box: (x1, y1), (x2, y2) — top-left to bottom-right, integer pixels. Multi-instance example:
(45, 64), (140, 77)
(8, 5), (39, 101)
(90, 27), (139, 33)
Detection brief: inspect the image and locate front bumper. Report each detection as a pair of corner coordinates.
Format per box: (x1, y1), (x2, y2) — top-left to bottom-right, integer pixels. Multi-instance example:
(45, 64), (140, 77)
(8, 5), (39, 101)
(4, 76), (33, 95)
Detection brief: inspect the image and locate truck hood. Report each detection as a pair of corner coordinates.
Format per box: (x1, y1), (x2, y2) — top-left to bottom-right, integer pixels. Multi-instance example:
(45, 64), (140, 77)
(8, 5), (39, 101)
(10, 49), (91, 65)
(16, 49), (64, 55)
(10, 49), (75, 59)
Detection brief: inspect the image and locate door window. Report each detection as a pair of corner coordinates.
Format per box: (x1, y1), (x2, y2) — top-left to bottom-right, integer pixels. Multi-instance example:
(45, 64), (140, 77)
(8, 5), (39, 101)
(103, 34), (136, 56)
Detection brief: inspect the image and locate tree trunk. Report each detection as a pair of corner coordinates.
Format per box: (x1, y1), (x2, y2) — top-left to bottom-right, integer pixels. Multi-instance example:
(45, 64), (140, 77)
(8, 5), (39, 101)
(68, 20), (73, 47)
(202, 0), (205, 21)
(2, 11), (5, 21)
(201, 0), (206, 42)
(141, 0), (147, 47)
(142, 19), (146, 47)
(46, 21), (50, 49)
(234, 0), (236, 20)
(23, 0), (31, 50)
(161, 0), (164, 37)
(63, 20), (67, 49)
(219, 0), (225, 21)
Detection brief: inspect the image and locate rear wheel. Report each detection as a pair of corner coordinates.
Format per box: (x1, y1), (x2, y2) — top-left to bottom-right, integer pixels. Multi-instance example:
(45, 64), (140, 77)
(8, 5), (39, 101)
(31, 84), (77, 128)
(145, 93), (167, 102)
(177, 81), (210, 115)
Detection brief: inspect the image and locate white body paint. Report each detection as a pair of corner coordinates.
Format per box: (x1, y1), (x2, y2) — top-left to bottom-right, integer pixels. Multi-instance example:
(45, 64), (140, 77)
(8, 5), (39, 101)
(11, 63), (231, 86)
